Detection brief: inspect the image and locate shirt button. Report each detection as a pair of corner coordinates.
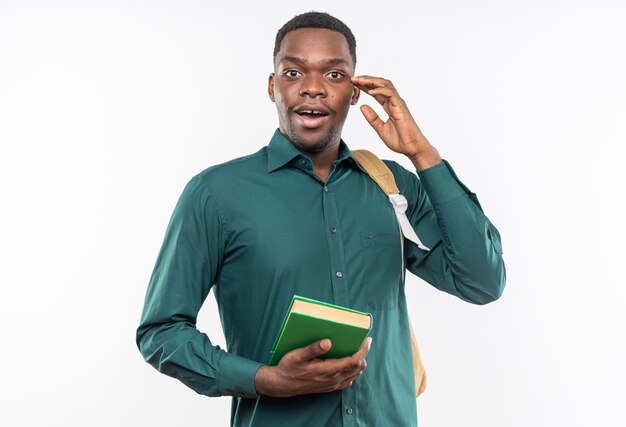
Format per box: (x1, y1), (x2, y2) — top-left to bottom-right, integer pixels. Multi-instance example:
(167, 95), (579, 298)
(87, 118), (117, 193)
(336, 271), (343, 278)
(330, 227), (337, 234)
(300, 159), (306, 164)
(346, 407), (353, 415)
(323, 186), (329, 192)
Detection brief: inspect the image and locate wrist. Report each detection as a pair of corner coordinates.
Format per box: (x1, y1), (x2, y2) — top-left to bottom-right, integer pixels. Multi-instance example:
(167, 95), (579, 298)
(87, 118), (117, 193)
(254, 365), (276, 397)
(408, 146), (442, 171)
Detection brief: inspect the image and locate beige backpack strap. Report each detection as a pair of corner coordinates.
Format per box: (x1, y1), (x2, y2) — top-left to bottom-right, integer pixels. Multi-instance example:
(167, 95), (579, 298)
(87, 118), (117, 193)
(352, 149), (427, 398)
(352, 150), (430, 251)
(409, 321), (427, 397)
(351, 149), (400, 194)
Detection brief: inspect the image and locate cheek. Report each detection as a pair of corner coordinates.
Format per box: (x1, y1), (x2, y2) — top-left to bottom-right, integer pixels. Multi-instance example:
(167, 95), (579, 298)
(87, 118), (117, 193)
(336, 89), (354, 111)
(273, 92), (292, 124)
(335, 85), (353, 101)
(274, 86), (291, 109)
(272, 90), (284, 109)
(276, 96), (289, 114)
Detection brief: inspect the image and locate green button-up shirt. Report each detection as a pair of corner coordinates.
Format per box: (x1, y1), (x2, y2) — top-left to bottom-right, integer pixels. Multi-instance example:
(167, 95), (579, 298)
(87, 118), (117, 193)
(137, 129), (505, 426)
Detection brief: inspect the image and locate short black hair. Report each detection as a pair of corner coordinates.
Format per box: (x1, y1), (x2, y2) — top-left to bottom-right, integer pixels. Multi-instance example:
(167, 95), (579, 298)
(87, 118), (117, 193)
(273, 11), (357, 66)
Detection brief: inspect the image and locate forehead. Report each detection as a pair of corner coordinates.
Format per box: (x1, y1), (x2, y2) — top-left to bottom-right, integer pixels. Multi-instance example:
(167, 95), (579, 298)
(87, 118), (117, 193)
(276, 28), (353, 67)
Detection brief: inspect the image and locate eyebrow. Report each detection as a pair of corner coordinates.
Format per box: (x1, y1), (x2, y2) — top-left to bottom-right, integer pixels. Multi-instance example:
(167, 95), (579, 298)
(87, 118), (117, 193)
(324, 58), (349, 66)
(279, 56), (350, 66)
(281, 56), (307, 64)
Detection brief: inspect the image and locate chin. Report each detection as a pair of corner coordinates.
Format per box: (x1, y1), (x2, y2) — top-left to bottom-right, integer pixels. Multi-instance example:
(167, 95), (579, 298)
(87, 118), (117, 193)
(286, 126), (340, 154)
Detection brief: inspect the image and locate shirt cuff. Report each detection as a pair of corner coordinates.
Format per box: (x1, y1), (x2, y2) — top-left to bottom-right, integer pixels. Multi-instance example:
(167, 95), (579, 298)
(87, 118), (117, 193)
(416, 160), (470, 206)
(218, 353), (264, 398)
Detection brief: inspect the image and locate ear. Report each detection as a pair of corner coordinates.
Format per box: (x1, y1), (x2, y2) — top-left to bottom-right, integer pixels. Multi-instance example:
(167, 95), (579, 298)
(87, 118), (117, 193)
(268, 73), (276, 102)
(350, 84), (360, 105)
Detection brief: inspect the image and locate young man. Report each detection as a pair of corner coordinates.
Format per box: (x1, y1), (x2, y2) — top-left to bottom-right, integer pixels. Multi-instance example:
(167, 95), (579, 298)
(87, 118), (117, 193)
(137, 12), (505, 427)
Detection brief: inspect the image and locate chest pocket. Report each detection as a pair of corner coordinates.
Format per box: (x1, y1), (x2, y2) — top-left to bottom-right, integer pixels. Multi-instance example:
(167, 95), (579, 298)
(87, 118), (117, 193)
(360, 231), (402, 310)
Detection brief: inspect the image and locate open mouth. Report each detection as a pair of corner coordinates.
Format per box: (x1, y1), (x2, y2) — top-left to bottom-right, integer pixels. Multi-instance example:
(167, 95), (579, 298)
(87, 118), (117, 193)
(293, 107), (330, 129)
(295, 109), (329, 119)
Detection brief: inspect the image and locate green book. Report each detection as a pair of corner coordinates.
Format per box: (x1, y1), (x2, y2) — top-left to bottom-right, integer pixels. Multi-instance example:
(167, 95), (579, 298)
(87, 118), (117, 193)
(269, 295), (372, 366)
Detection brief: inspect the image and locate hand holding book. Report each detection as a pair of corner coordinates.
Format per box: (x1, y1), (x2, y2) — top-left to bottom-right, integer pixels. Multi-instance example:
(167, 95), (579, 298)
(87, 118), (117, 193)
(254, 336), (372, 398)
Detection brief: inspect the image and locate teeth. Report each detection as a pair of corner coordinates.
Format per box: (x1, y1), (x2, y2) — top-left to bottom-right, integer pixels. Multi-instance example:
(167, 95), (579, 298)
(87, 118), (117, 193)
(298, 110), (325, 115)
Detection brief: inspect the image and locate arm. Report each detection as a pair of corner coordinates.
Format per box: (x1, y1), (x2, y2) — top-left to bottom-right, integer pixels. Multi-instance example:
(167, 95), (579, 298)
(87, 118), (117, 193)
(397, 160), (505, 304)
(353, 75), (505, 303)
(137, 177), (371, 398)
(136, 177), (262, 398)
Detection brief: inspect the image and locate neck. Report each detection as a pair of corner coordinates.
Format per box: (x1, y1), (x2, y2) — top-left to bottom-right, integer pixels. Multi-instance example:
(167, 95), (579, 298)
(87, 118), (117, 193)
(280, 128), (343, 182)
(306, 142), (340, 182)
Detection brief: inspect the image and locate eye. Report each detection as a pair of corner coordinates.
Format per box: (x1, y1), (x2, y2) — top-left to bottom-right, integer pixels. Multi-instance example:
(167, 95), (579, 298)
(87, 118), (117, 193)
(284, 70), (301, 78)
(327, 71), (344, 80)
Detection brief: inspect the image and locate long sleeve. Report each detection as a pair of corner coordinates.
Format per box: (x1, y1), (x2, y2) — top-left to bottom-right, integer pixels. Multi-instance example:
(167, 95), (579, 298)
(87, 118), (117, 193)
(136, 177), (262, 398)
(394, 160), (506, 304)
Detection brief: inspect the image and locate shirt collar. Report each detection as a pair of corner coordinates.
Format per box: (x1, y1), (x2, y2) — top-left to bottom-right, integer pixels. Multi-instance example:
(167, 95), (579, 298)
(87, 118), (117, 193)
(266, 128), (364, 173)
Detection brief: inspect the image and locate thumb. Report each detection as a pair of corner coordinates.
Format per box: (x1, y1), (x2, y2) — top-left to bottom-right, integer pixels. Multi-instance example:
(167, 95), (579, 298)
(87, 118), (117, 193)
(360, 104), (385, 135)
(304, 339), (332, 360)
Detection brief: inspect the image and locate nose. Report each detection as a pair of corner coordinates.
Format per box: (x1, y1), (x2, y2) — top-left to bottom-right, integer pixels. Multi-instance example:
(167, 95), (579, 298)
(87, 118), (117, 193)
(299, 74), (326, 98)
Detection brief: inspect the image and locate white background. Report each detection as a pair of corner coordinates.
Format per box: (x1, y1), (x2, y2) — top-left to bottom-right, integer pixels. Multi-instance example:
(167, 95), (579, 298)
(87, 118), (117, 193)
(1, 1), (625, 426)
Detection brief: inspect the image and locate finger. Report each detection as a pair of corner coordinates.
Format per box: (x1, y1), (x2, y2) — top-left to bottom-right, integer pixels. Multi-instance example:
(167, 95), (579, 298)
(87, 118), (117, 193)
(366, 87), (398, 102)
(308, 337), (372, 380)
(348, 337), (371, 368)
(351, 75), (390, 86)
(336, 370), (365, 391)
(346, 369), (364, 384)
(319, 356), (361, 380)
(334, 358), (366, 379)
(356, 336), (372, 357)
(333, 356), (366, 377)
(297, 338), (332, 361)
(347, 337), (371, 369)
(330, 337), (372, 376)
(360, 105), (385, 136)
(351, 75), (394, 89)
(353, 77), (400, 108)
(359, 86), (402, 109)
(354, 85), (391, 106)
